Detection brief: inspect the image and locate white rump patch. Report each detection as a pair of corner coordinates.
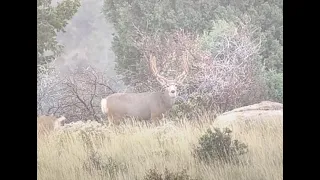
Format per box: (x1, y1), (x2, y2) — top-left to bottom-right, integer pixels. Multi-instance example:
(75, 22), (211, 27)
(101, 98), (108, 114)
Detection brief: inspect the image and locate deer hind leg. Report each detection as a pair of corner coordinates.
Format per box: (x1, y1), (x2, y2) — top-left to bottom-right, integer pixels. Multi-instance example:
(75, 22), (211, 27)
(107, 113), (121, 127)
(107, 114), (114, 127)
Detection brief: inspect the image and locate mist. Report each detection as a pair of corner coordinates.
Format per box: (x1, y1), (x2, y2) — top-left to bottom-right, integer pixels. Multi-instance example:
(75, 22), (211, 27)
(54, 0), (117, 80)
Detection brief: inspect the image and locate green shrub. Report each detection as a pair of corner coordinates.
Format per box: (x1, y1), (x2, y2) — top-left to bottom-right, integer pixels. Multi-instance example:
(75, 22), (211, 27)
(84, 153), (128, 178)
(193, 128), (248, 164)
(265, 71), (283, 103)
(143, 168), (199, 180)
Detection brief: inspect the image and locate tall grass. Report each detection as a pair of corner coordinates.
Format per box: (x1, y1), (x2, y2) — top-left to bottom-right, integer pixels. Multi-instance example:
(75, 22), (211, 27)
(37, 114), (283, 180)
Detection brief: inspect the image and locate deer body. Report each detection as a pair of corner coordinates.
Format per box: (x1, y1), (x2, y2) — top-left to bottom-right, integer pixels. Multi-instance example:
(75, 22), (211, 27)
(101, 52), (189, 125)
(102, 91), (175, 123)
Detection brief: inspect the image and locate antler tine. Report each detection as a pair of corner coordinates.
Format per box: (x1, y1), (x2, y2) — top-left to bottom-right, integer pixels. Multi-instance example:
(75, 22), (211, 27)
(149, 54), (168, 85)
(149, 55), (157, 75)
(175, 51), (189, 84)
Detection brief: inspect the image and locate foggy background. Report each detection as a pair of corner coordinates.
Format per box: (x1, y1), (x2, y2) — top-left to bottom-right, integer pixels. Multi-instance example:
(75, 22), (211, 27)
(53, 0), (119, 85)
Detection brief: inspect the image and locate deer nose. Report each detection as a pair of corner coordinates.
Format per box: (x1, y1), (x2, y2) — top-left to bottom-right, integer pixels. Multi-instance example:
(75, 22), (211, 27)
(171, 90), (175, 93)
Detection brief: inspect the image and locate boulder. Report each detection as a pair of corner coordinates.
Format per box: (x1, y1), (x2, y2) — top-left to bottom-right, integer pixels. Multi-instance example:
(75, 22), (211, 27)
(213, 101), (283, 133)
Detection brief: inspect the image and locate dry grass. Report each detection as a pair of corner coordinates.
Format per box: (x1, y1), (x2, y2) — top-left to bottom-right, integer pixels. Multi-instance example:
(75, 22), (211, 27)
(37, 113), (283, 180)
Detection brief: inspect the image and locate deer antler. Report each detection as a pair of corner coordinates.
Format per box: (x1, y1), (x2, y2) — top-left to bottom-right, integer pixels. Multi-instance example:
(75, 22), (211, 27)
(150, 55), (168, 86)
(175, 51), (189, 84)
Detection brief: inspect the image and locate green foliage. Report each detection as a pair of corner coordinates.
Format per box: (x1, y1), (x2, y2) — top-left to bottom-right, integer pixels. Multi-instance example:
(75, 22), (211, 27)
(84, 152), (128, 178)
(193, 128), (248, 164)
(37, 0), (80, 66)
(103, 0), (283, 108)
(103, 0), (219, 85)
(199, 20), (240, 61)
(264, 70), (283, 103)
(143, 168), (199, 180)
(188, 20), (265, 112)
(211, 1), (283, 72)
(103, 0), (282, 79)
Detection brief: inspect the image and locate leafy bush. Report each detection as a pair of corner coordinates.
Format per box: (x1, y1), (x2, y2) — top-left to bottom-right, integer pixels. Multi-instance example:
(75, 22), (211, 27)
(264, 70), (283, 103)
(184, 20), (265, 112)
(193, 128), (248, 164)
(37, 0), (80, 65)
(143, 168), (199, 180)
(84, 153), (128, 178)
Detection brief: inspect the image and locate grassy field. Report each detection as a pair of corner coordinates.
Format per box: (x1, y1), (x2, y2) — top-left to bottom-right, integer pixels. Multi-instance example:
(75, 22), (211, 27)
(37, 114), (283, 180)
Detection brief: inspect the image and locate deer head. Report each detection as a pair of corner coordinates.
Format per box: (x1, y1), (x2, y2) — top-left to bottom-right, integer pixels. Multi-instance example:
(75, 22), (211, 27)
(149, 51), (189, 99)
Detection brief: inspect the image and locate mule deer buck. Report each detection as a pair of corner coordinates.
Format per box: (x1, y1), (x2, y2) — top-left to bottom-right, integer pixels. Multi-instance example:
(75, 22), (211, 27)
(101, 52), (189, 125)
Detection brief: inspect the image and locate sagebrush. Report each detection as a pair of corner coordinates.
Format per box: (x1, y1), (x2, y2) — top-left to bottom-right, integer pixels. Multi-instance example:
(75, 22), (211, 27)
(193, 128), (248, 164)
